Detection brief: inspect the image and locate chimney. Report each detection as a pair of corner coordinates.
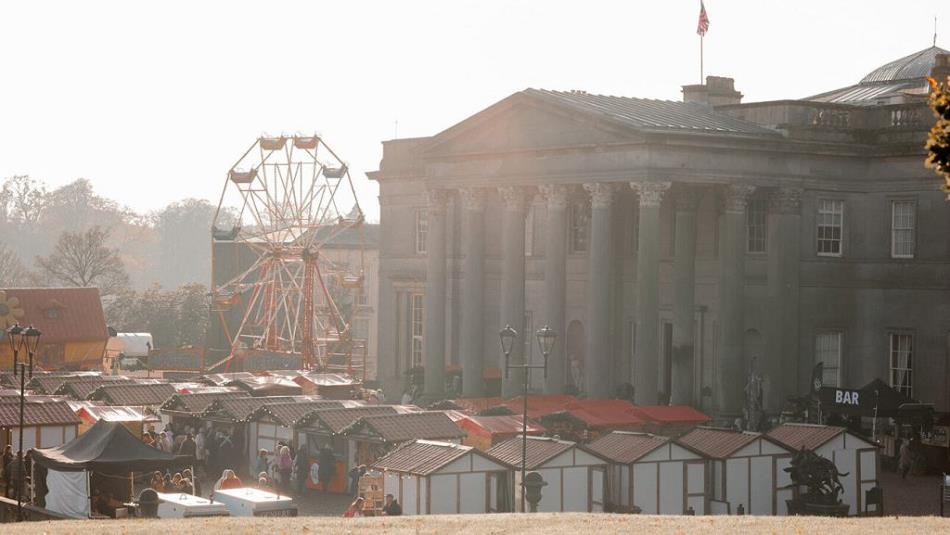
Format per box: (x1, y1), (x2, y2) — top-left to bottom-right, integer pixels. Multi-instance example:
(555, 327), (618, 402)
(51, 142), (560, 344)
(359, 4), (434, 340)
(932, 53), (950, 84)
(682, 76), (743, 106)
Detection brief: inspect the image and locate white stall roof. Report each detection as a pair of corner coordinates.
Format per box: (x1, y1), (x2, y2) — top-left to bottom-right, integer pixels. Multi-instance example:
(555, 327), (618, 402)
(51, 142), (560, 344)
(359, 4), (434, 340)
(214, 487), (294, 505)
(157, 492), (230, 514)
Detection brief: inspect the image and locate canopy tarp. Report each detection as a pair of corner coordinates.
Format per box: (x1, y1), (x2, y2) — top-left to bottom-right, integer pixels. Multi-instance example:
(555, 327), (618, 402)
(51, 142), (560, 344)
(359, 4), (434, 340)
(818, 378), (918, 418)
(31, 420), (190, 473)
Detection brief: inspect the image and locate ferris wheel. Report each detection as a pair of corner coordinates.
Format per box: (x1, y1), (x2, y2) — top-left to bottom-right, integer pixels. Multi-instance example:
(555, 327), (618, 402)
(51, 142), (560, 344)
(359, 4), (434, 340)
(209, 135), (365, 374)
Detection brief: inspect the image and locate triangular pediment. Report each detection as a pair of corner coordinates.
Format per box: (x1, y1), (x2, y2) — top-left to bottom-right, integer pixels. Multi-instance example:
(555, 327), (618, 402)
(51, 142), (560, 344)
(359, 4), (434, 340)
(423, 91), (641, 158)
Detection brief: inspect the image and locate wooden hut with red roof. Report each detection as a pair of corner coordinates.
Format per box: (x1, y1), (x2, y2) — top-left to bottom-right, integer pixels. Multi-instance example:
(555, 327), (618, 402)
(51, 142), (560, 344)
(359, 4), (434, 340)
(0, 288), (109, 370)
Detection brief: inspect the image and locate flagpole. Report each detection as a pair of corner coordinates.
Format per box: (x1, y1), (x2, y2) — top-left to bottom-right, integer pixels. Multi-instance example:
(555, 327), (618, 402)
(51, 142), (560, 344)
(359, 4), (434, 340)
(700, 35), (704, 84)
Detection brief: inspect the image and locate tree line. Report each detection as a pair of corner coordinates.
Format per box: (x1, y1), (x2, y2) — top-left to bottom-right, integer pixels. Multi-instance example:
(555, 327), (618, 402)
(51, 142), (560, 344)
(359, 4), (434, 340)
(0, 175), (222, 350)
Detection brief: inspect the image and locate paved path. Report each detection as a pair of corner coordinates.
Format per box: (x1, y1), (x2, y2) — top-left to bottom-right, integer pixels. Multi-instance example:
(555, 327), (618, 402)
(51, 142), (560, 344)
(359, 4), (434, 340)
(877, 469), (944, 516)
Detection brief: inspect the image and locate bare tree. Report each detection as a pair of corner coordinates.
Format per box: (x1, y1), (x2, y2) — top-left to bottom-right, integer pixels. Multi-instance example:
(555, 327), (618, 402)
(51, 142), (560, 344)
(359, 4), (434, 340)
(0, 175), (47, 225)
(0, 242), (30, 287)
(35, 226), (129, 296)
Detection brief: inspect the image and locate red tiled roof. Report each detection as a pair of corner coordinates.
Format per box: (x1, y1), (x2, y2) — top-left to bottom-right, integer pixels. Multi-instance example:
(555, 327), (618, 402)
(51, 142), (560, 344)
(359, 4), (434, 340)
(344, 412), (466, 443)
(0, 288), (108, 344)
(629, 405), (711, 425)
(460, 414), (546, 436)
(373, 440), (479, 476)
(767, 423), (847, 451)
(89, 383), (177, 407)
(678, 427), (765, 459)
(297, 406), (398, 434)
(586, 432), (671, 464)
(0, 401), (81, 427)
(486, 436), (577, 470)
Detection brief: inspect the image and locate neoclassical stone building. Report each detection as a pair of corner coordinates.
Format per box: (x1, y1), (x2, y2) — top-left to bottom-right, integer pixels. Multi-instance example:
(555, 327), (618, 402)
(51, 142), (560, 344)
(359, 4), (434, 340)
(369, 46), (950, 415)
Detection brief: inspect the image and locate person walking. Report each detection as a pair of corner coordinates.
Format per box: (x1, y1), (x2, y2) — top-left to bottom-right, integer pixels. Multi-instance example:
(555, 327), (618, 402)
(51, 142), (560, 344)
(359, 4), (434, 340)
(1, 445), (13, 498)
(277, 446), (293, 494)
(348, 464), (366, 496)
(178, 433), (197, 458)
(899, 439), (913, 479)
(294, 448), (309, 496)
(195, 429), (206, 473)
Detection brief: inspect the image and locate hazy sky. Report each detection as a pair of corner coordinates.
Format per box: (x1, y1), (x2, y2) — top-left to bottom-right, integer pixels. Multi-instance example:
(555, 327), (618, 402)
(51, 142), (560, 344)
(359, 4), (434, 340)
(1, 1), (946, 221)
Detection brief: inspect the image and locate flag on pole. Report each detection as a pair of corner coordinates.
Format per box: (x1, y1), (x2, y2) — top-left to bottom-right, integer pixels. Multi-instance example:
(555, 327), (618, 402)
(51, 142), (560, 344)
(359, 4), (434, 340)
(697, 1), (710, 37)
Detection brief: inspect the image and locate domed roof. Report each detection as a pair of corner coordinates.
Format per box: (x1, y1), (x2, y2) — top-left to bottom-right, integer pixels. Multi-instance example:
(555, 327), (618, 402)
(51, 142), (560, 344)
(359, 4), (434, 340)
(860, 46), (949, 84)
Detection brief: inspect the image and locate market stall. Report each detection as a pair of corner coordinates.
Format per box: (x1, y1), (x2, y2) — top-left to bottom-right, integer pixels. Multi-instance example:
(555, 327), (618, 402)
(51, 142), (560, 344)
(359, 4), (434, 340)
(679, 427), (794, 515)
(373, 439), (513, 515)
(587, 431), (707, 514)
(30, 420), (189, 518)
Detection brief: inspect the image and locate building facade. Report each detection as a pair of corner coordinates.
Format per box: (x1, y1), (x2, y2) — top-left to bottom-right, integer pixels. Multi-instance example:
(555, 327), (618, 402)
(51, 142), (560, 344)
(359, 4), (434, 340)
(369, 47), (950, 415)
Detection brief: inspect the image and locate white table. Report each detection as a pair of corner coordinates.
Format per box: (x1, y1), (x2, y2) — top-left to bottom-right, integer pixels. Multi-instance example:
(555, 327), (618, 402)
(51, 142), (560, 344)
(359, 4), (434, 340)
(212, 487), (298, 517)
(156, 492), (230, 518)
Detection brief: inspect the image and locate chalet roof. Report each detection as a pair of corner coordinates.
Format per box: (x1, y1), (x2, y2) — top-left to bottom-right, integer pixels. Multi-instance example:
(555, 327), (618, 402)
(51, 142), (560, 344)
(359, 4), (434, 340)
(586, 432), (672, 464)
(0, 287), (109, 344)
(0, 401), (80, 427)
(486, 436), (581, 470)
(227, 376), (303, 396)
(248, 400), (345, 427)
(77, 404), (160, 424)
(199, 372), (255, 386)
(88, 383), (177, 407)
(678, 427), (783, 459)
(343, 412), (465, 443)
(766, 423), (857, 451)
(56, 378), (139, 400)
(373, 440), (507, 476)
(629, 405), (711, 425)
(201, 396), (300, 422)
(461, 414), (546, 436)
(160, 391), (250, 415)
(523, 88), (779, 137)
(296, 405), (398, 434)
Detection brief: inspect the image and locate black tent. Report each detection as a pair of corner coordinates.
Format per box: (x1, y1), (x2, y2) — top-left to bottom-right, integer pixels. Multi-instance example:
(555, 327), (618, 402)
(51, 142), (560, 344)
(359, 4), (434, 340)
(858, 378), (918, 418)
(818, 378), (919, 418)
(32, 420), (191, 473)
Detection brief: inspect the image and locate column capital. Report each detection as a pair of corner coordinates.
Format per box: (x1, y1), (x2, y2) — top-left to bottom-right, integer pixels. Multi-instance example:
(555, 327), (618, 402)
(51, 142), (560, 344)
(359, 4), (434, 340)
(459, 187), (490, 211)
(673, 184), (703, 211)
(583, 182), (615, 209)
(425, 188), (449, 214)
(770, 186), (803, 214)
(630, 181), (671, 207)
(498, 186), (532, 211)
(538, 184), (571, 209)
(720, 183), (756, 214)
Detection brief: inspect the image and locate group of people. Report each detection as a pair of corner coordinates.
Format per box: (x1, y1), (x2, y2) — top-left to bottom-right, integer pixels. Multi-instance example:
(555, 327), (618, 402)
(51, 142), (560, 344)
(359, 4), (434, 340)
(342, 493), (402, 518)
(148, 468), (201, 495)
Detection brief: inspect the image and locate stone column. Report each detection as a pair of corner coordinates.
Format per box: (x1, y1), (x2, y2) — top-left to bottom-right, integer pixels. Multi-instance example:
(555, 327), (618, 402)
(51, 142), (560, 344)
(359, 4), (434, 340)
(717, 183), (755, 414)
(630, 181), (670, 404)
(767, 186), (802, 410)
(499, 186), (529, 397)
(423, 188), (448, 400)
(584, 182), (614, 399)
(460, 188), (488, 397)
(539, 184), (570, 394)
(671, 186), (701, 405)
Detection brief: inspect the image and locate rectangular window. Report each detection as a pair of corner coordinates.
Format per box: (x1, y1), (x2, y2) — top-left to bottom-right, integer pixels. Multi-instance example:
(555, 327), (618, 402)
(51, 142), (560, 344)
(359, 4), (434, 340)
(891, 200), (915, 258)
(569, 201), (590, 254)
(525, 206), (535, 257)
(889, 333), (913, 398)
(746, 199), (767, 253)
(409, 293), (424, 367)
(414, 208), (428, 255)
(815, 331), (842, 387)
(816, 199), (844, 256)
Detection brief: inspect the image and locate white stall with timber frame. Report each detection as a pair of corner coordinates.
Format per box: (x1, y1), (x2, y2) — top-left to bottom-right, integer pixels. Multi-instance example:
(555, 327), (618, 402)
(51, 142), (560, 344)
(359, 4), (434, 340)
(486, 435), (609, 513)
(586, 431), (708, 514)
(679, 427), (794, 515)
(768, 423), (879, 516)
(373, 440), (513, 515)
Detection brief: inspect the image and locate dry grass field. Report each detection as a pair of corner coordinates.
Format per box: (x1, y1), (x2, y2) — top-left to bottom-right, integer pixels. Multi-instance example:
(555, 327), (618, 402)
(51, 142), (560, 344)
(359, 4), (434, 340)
(5, 513), (950, 535)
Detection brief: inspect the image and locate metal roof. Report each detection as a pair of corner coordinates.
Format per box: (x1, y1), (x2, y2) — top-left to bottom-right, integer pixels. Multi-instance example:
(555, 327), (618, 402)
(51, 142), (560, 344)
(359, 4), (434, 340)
(586, 432), (671, 464)
(88, 383), (177, 407)
(766, 423), (848, 451)
(861, 46), (948, 83)
(486, 436), (578, 469)
(678, 427), (773, 459)
(297, 405), (398, 434)
(373, 440), (495, 476)
(159, 391), (250, 415)
(248, 400), (345, 427)
(524, 88), (780, 137)
(343, 411), (465, 443)
(0, 401), (81, 427)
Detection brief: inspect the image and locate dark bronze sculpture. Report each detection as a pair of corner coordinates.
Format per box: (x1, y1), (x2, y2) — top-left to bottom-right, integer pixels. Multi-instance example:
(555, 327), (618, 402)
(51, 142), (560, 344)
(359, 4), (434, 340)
(784, 448), (851, 516)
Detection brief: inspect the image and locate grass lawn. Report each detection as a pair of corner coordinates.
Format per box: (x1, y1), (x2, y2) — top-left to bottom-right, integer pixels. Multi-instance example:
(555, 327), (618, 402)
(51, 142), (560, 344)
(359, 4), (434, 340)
(5, 513), (949, 534)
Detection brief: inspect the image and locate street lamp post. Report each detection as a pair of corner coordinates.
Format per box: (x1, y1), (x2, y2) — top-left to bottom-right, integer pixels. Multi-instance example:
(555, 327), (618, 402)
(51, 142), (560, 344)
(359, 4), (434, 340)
(500, 323), (557, 513)
(7, 324), (40, 521)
